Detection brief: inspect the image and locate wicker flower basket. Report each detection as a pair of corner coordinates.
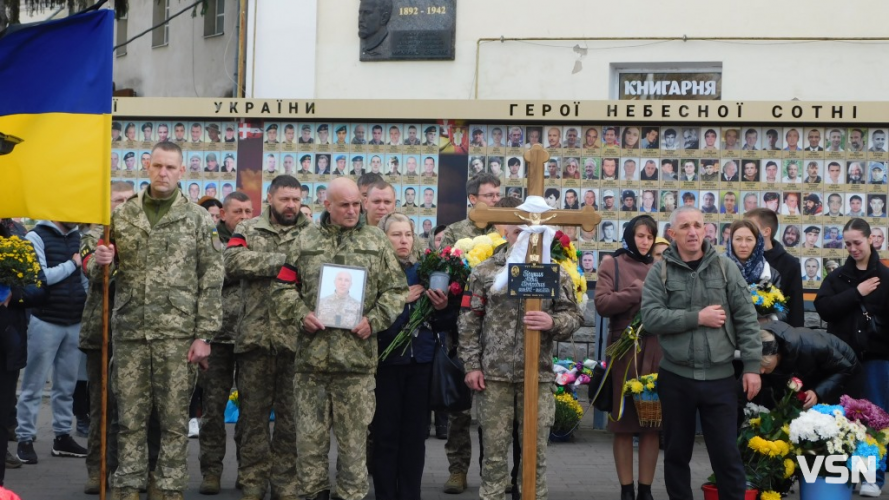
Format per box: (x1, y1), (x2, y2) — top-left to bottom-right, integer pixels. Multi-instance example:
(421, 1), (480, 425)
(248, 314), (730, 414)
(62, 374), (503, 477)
(633, 397), (662, 427)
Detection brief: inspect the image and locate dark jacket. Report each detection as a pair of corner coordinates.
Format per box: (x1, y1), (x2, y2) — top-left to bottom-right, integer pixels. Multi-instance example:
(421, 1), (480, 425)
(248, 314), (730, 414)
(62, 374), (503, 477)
(0, 222), (48, 371)
(377, 262), (458, 366)
(29, 223), (86, 326)
(764, 239), (804, 327)
(759, 321), (859, 405)
(814, 249), (889, 361)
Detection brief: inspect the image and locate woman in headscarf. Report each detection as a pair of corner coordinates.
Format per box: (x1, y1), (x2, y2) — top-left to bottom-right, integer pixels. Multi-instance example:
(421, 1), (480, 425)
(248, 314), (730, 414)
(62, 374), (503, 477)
(594, 215), (661, 500)
(725, 219), (785, 323)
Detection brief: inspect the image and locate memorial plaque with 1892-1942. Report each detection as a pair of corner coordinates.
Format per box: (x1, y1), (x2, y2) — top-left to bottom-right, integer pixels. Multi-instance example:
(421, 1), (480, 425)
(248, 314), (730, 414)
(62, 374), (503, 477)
(359, 0), (456, 61)
(507, 263), (561, 299)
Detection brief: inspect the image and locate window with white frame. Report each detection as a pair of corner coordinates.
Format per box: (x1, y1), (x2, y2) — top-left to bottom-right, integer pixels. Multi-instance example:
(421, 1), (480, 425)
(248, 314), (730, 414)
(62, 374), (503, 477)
(151, 0), (170, 48)
(204, 0), (225, 37)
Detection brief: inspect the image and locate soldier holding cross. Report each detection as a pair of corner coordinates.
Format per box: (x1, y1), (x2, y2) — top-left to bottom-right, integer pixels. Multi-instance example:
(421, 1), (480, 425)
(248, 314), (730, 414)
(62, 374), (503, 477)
(459, 197), (583, 500)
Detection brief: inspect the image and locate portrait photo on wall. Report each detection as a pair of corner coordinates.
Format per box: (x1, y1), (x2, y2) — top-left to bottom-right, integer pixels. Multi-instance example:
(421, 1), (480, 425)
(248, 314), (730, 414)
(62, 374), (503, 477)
(315, 264), (367, 330)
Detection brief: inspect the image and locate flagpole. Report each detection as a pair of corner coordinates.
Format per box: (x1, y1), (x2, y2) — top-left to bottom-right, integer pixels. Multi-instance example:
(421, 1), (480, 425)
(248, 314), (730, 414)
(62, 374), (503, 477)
(100, 225), (110, 500)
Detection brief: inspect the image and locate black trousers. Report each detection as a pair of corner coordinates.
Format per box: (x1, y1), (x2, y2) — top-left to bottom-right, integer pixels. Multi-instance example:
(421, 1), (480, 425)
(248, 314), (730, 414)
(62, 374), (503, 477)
(0, 369), (20, 486)
(372, 362), (432, 500)
(659, 369), (746, 500)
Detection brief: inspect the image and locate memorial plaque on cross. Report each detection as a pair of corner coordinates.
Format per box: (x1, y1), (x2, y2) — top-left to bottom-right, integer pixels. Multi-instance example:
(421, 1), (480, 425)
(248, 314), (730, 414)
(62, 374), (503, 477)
(468, 144), (600, 497)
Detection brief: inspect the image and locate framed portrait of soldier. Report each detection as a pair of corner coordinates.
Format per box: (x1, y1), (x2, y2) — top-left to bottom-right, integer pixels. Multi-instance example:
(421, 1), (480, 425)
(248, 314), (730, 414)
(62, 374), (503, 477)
(154, 122), (171, 144)
(121, 122), (138, 145)
(263, 123), (280, 150)
(762, 128), (782, 152)
(871, 227), (888, 256)
(602, 126), (621, 154)
(315, 123), (332, 148)
(721, 128), (740, 153)
(202, 122), (221, 146)
(469, 125), (487, 152)
(740, 191), (759, 215)
(110, 150), (121, 172)
(621, 126), (641, 154)
(847, 128), (867, 157)
(783, 127), (803, 155)
(421, 124), (439, 152)
(203, 180), (220, 201)
(221, 123), (238, 149)
(867, 162), (888, 192)
(846, 193), (867, 218)
(138, 121), (155, 145)
(419, 186), (437, 214)
(486, 156), (504, 179)
(800, 225), (822, 257)
(280, 123), (297, 149)
(504, 186), (526, 201)
(869, 129), (888, 160)
(700, 127), (720, 153)
(804, 127), (824, 156)
(581, 157), (599, 184)
(761, 159), (781, 188)
(350, 123), (368, 148)
(332, 123), (350, 149)
(822, 224), (844, 258)
(383, 154), (401, 178)
(641, 127), (660, 152)
(582, 126), (602, 154)
(401, 185), (419, 214)
(825, 128), (845, 157)
(620, 158), (639, 185)
(487, 125), (506, 150)
(681, 127), (699, 153)
(824, 160), (845, 188)
(185, 181), (203, 204)
(660, 159), (678, 189)
(801, 257), (822, 288)
(739, 127), (761, 159)
(263, 152), (280, 179)
(563, 126), (582, 151)
(402, 155), (421, 179)
(315, 264), (367, 330)
(660, 127), (680, 157)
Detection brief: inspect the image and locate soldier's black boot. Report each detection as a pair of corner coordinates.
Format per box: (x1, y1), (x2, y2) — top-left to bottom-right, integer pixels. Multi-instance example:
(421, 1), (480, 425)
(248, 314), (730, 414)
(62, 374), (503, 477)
(620, 483), (635, 500)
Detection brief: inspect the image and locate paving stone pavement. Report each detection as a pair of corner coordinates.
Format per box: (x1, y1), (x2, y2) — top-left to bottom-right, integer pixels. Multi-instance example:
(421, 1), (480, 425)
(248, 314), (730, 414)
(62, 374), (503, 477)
(4, 398), (805, 500)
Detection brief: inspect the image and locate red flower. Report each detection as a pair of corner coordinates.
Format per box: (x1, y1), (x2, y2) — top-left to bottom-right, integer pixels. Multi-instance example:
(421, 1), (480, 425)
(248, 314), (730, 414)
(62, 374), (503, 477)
(555, 230), (564, 240)
(559, 235), (571, 247)
(796, 392), (808, 403)
(425, 248), (432, 255)
(449, 281), (463, 296)
(452, 249), (462, 257)
(442, 246), (451, 257)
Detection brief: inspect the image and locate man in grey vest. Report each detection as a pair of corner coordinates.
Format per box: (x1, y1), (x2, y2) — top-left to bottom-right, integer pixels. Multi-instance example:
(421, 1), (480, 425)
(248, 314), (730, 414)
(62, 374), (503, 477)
(16, 220), (88, 464)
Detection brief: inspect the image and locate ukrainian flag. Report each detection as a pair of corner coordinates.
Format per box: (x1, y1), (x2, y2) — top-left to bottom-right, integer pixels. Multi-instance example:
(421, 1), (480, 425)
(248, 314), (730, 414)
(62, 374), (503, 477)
(0, 9), (113, 224)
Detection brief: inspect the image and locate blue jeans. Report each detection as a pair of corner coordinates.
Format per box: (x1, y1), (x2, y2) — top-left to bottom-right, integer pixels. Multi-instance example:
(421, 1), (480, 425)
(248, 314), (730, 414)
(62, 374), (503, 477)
(15, 316), (83, 441)
(861, 360), (889, 488)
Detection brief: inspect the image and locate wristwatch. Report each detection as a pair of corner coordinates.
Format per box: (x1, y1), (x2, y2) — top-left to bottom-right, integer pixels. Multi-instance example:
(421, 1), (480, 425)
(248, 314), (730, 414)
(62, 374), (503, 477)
(199, 338), (211, 344)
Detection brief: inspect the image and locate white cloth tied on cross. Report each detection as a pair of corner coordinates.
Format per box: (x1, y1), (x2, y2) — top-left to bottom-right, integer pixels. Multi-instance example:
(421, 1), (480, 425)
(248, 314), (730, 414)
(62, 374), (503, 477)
(492, 196), (558, 292)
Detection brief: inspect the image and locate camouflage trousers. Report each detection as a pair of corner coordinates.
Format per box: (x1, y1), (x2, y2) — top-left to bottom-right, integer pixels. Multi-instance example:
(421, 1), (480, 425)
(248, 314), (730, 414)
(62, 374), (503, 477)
(110, 338), (197, 493)
(296, 372), (375, 500)
(85, 349), (118, 477)
(198, 342), (239, 478)
(236, 349), (297, 498)
(477, 381), (554, 500)
(445, 406), (472, 474)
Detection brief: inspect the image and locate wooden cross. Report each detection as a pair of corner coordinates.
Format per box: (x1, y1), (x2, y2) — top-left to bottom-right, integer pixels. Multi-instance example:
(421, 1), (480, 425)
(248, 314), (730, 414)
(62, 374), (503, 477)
(468, 145), (600, 497)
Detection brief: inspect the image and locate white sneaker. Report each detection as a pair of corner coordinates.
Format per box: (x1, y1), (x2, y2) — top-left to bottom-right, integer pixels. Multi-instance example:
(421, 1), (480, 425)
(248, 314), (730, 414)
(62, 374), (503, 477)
(860, 482), (882, 497)
(188, 418), (200, 438)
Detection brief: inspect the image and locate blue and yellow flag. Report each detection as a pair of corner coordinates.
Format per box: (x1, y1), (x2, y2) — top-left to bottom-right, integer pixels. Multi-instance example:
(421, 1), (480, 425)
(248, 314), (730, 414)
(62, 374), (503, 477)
(0, 10), (113, 224)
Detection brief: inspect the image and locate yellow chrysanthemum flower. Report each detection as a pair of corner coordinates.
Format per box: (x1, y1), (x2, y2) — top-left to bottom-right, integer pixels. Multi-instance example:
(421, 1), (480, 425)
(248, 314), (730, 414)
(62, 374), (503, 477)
(761, 490), (781, 500)
(784, 458), (795, 478)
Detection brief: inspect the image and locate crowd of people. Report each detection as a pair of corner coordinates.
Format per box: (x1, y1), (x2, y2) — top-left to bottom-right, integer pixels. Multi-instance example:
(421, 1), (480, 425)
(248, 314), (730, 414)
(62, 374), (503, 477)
(0, 141), (887, 500)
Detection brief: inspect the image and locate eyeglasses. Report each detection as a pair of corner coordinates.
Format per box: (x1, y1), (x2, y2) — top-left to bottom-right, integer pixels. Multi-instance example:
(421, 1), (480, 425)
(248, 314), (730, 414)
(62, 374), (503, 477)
(476, 192), (500, 200)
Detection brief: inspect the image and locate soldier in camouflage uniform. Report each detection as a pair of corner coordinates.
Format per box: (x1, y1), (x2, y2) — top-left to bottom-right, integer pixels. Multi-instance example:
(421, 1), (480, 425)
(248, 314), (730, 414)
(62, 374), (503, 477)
(271, 177), (407, 500)
(89, 142), (223, 500)
(79, 182), (133, 494)
(438, 174), (501, 494)
(197, 191), (254, 495)
(224, 176), (309, 500)
(459, 225), (582, 500)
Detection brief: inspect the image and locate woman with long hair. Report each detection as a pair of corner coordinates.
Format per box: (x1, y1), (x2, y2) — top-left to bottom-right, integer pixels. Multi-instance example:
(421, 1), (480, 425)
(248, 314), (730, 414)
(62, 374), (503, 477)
(594, 215), (661, 500)
(725, 220), (785, 323)
(814, 218), (889, 496)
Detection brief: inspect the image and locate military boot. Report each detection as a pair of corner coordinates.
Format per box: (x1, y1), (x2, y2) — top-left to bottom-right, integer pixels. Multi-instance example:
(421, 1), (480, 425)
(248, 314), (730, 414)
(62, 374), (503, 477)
(115, 488), (140, 500)
(147, 472), (162, 500)
(84, 472), (101, 494)
(240, 488), (266, 500)
(163, 492), (184, 500)
(443, 472), (467, 494)
(199, 474), (221, 495)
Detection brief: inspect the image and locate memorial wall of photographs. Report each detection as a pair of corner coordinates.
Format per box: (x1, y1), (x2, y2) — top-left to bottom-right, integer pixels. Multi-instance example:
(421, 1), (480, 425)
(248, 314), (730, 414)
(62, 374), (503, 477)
(110, 120), (443, 240)
(466, 124), (889, 289)
(110, 120), (240, 204)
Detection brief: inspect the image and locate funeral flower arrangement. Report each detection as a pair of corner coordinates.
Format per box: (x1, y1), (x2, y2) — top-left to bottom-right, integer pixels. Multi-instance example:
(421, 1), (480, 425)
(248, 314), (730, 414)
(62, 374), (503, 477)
(749, 282), (787, 317)
(551, 230), (587, 306)
(0, 235), (42, 303)
(379, 233), (505, 360)
(724, 378), (805, 498)
(623, 372), (661, 426)
(552, 391), (585, 437)
(789, 395), (889, 480)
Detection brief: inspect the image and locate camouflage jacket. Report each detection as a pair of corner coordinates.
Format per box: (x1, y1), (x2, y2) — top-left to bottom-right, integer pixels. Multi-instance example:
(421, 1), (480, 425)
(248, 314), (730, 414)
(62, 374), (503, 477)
(224, 207), (309, 353)
(271, 211), (408, 374)
(458, 246), (582, 384)
(438, 217), (493, 250)
(214, 221), (240, 344)
(85, 189), (223, 342)
(79, 224), (108, 350)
